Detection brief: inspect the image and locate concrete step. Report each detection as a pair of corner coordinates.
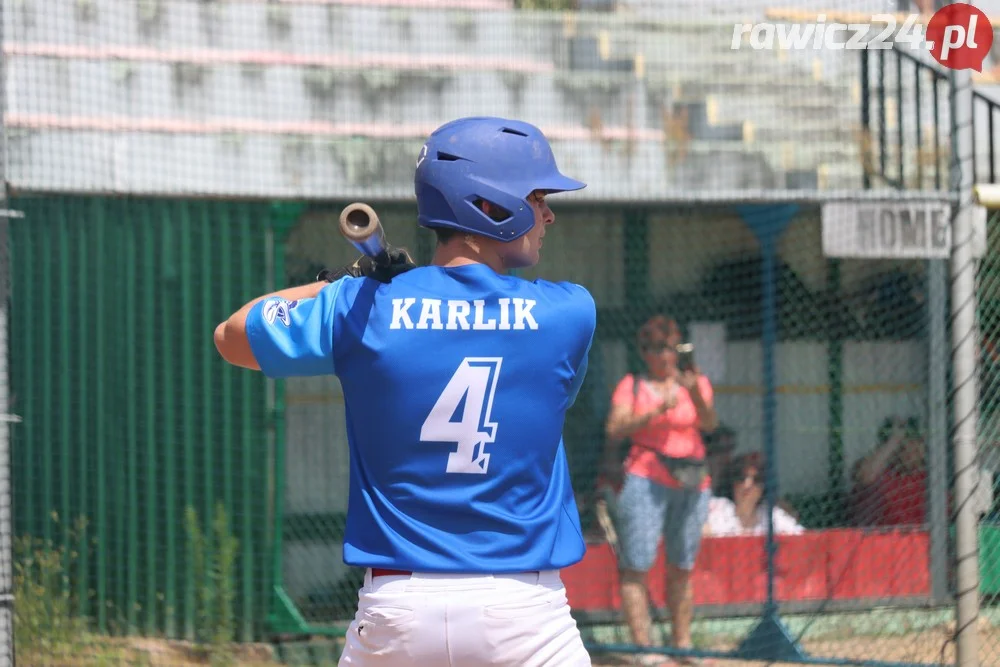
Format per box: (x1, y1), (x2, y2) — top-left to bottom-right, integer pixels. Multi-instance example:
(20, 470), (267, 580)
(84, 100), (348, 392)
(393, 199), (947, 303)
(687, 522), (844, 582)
(669, 86), (859, 137)
(676, 76), (854, 103)
(639, 53), (857, 97)
(613, 0), (898, 21)
(7, 56), (644, 130)
(15, 0), (893, 76)
(749, 123), (859, 145)
(11, 52), (854, 142)
(8, 0), (775, 66)
(696, 93), (860, 140)
(12, 53), (871, 167)
(709, 95), (857, 124)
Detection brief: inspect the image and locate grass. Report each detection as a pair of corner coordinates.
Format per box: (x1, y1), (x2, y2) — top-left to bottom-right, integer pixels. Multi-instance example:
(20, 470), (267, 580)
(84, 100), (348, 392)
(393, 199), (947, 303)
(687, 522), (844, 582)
(14, 507), (276, 667)
(18, 634), (286, 666)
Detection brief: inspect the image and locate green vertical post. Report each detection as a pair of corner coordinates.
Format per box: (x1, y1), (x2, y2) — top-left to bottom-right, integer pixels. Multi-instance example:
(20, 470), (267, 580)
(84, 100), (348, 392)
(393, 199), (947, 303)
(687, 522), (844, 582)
(111, 200), (126, 629)
(827, 259), (845, 515)
(239, 204), (255, 641)
(179, 201), (196, 641)
(161, 206), (178, 638)
(733, 204), (806, 663)
(21, 205), (35, 537)
(623, 208), (649, 372)
(219, 205), (235, 566)
(125, 209), (139, 634)
(201, 203), (215, 593)
(136, 202), (160, 635)
(77, 200), (91, 621)
(21, 204), (34, 542)
(267, 202), (306, 635)
(271, 216), (288, 601)
(143, 202), (158, 635)
(40, 201), (52, 545)
(94, 198), (108, 633)
(57, 203), (72, 576)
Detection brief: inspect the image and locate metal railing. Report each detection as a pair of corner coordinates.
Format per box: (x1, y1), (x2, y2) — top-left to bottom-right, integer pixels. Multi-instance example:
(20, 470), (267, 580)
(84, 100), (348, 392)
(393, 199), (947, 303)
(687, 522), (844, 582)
(973, 90), (1000, 185)
(860, 45), (949, 192)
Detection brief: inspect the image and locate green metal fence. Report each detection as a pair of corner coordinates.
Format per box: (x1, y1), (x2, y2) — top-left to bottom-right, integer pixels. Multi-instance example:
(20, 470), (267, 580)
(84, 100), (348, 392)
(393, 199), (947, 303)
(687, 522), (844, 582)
(9, 196), (275, 643)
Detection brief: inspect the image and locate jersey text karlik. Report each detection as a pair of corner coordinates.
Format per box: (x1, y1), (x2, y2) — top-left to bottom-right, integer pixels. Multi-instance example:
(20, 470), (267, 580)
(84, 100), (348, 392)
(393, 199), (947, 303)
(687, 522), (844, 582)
(389, 297), (539, 331)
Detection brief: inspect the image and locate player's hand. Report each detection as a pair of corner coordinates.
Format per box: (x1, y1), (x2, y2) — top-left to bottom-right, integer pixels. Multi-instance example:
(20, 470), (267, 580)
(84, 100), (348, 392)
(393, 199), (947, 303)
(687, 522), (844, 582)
(317, 246), (417, 284)
(365, 246), (417, 283)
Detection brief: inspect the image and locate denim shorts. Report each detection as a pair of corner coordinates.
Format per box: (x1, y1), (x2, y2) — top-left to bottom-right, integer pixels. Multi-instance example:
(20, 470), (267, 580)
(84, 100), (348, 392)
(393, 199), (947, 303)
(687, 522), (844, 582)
(613, 473), (711, 572)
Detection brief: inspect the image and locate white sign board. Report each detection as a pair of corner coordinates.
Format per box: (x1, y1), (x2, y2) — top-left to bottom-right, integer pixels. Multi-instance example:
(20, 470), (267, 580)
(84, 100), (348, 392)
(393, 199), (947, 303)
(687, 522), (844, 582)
(687, 322), (727, 386)
(821, 201), (952, 259)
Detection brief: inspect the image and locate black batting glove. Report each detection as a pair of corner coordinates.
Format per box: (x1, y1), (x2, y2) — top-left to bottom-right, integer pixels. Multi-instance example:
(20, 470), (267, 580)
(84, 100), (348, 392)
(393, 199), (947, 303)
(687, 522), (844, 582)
(317, 246), (417, 284)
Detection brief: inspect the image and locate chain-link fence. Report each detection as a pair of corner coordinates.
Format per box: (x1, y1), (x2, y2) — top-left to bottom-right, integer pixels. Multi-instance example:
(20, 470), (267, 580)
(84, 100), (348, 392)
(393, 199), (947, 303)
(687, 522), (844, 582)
(0, 155), (13, 667)
(9, 199), (989, 666)
(273, 200), (985, 667)
(977, 206), (1000, 667)
(559, 202), (966, 666)
(5, 0), (1000, 665)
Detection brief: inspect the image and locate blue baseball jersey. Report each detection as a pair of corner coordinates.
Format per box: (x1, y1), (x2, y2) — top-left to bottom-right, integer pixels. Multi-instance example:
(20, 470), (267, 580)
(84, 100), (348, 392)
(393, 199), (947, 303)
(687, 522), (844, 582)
(245, 263), (596, 573)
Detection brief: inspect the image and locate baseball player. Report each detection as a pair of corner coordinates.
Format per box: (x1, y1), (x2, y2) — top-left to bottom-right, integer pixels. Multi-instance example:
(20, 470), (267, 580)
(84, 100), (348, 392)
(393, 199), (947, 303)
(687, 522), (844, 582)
(214, 117), (596, 666)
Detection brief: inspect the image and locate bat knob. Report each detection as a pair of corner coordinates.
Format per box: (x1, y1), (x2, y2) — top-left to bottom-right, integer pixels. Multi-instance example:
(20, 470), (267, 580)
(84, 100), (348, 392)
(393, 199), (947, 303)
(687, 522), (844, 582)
(339, 203), (380, 243)
(339, 202), (388, 262)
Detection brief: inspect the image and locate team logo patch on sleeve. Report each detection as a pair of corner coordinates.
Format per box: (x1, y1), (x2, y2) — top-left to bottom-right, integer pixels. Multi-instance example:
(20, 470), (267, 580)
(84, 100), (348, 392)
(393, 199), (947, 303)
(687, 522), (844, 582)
(263, 298), (298, 327)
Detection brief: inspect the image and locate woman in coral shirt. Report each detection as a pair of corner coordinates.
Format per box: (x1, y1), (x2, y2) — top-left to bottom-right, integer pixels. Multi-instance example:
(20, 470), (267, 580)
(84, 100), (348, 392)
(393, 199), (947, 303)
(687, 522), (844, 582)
(601, 315), (718, 666)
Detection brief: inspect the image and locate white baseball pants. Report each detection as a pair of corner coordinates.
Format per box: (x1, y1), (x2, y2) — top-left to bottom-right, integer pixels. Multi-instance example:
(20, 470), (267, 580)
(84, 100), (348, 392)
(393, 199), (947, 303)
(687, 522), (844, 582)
(338, 569), (592, 667)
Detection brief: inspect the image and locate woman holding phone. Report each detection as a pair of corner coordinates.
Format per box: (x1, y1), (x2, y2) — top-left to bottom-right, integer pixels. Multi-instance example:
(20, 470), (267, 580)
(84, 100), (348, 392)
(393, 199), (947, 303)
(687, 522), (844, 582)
(600, 314), (719, 666)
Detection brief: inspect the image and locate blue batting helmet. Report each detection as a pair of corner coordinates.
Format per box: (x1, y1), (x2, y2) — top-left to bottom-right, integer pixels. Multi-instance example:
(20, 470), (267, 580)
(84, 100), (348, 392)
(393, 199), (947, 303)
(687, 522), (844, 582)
(414, 117), (586, 242)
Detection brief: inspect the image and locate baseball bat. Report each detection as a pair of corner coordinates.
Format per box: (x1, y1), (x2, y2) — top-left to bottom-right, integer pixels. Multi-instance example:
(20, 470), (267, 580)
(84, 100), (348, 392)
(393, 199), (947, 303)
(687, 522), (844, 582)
(339, 202), (390, 264)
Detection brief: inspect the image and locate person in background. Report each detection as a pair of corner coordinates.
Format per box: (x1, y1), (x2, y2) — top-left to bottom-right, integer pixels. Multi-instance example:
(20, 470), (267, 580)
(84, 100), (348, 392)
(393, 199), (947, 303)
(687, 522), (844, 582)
(601, 314), (718, 667)
(851, 416), (928, 526)
(704, 424), (737, 498)
(852, 415), (994, 527)
(704, 452), (804, 537)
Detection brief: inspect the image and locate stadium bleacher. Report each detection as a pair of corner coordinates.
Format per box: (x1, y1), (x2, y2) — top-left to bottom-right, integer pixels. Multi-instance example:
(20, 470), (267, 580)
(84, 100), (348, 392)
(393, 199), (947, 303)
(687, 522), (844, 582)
(5, 0), (890, 197)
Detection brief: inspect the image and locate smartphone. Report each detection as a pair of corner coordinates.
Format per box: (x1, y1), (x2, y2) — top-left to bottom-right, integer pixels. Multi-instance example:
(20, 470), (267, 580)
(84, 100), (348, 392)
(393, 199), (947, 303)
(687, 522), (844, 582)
(676, 343), (695, 373)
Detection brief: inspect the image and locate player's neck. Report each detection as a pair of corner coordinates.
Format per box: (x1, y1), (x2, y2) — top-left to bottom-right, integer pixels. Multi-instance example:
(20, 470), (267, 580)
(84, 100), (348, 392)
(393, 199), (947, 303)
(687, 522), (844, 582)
(431, 236), (508, 274)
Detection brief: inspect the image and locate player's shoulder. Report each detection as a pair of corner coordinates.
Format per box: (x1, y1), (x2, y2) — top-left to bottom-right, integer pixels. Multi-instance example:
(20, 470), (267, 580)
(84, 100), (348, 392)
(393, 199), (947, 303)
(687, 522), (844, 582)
(529, 278), (596, 311)
(526, 279), (596, 335)
(295, 275), (380, 321)
(521, 278), (593, 321)
(309, 274), (363, 305)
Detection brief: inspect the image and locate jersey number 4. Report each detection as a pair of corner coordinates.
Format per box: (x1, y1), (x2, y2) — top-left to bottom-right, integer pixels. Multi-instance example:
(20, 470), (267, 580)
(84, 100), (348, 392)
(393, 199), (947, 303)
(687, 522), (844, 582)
(420, 357), (503, 475)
